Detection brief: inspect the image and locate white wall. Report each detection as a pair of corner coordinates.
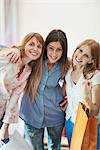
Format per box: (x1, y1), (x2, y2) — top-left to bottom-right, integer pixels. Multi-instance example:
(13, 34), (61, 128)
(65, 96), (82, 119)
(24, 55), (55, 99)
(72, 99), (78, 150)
(17, 0), (100, 57)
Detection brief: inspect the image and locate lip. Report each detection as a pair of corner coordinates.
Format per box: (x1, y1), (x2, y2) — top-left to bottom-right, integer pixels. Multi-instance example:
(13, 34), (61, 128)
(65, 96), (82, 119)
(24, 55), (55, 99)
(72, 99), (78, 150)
(31, 52), (38, 56)
(51, 57), (57, 60)
(75, 57), (82, 63)
(51, 57), (57, 62)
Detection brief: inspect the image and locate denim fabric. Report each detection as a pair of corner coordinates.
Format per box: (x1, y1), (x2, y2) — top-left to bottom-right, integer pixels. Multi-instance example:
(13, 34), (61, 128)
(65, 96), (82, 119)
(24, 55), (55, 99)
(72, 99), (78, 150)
(65, 119), (74, 147)
(24, 123), (64, 150)
(47, 123), (64, 150)
(24, 123), (44, 150)
(20, 60), (64, 128)
(98, 112), (100, 124)
(97, 124), (100, 150)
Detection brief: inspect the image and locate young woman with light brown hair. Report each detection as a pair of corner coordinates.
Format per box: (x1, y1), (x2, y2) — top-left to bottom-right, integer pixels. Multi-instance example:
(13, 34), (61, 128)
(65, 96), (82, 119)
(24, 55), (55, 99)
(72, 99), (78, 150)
(0, 32), (45, 142)
(64, 39), (100, 149)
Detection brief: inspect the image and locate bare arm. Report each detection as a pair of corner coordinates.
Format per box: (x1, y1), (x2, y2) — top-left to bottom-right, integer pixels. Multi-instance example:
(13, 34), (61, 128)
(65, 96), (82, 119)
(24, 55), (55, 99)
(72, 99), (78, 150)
(82, 81), (100, 116)
(92, 84), (100, 109)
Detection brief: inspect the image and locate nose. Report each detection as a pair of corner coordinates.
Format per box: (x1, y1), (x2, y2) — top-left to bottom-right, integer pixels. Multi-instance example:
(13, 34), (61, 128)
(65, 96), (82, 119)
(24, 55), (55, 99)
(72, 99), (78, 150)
(78, 53), (83, 60)
(33, 45), (37, 51)
(52, 50), (57, 56)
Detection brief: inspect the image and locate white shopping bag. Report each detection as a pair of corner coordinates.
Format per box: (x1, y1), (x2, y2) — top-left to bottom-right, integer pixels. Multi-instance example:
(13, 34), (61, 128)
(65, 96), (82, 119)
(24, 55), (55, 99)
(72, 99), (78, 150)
(0, 130), (32, 150)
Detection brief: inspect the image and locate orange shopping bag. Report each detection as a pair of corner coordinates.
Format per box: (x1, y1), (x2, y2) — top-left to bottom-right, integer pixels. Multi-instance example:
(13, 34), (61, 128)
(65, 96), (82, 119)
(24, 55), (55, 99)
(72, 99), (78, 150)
(70, 102), (98, 150)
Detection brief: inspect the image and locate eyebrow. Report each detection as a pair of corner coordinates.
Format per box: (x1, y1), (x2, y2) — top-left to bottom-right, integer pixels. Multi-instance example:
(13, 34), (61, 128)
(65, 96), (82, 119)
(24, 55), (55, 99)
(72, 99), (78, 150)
(30, 41), (42, 45)
(49, 44), (62, 49)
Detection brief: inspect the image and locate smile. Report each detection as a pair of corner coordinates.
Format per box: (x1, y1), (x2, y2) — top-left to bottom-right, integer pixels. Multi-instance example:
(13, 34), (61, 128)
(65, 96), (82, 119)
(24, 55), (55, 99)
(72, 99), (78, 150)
(50, 56), (57, 61)
(75, 57), (82, 63)
(31, 52), (39, 56)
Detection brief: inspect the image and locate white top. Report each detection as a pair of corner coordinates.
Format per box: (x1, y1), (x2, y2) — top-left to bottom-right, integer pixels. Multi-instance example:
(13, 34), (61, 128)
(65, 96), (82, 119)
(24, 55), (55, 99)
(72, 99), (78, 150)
(65, 68), (100, 123)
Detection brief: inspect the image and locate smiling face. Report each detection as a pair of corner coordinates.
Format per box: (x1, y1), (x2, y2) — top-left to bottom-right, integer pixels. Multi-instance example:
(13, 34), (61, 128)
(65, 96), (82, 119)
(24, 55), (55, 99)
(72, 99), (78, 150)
(73, 45), (94, 68)
(24, 36), (43, 61)
(47, 41), (63, 64)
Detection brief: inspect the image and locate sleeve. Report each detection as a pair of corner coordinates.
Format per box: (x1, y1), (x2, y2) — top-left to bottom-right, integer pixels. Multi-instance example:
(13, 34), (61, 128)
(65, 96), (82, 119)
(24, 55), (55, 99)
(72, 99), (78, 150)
(0, 52), (31, 124)
(0, 55), (21, 123)
(0, 55), (10, 68)
(0, 55), (19, 99)
(2, 66), (31, 124)
(3, 81), (27, 123)
(0, 57), (20, 90)
(92, 72), (100, 86)
(0, 47), (19, 56)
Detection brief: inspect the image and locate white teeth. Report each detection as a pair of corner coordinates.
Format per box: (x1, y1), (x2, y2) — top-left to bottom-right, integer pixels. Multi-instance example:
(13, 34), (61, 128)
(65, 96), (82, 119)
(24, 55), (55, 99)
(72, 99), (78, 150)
(52, 58), (56, 60)
(75, 57), (81, 63)
(31, 52), (37, 56)
(51, 56), (56, 60)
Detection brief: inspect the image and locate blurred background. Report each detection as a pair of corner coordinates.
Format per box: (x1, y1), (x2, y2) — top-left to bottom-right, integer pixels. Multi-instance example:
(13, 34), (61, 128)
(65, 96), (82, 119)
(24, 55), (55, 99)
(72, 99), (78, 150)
(0, 0), (100, 58)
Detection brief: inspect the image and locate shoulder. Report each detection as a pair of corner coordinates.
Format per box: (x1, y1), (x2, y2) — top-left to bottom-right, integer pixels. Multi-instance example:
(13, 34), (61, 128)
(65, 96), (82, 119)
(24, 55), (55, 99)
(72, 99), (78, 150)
(0, 55), (20, 76)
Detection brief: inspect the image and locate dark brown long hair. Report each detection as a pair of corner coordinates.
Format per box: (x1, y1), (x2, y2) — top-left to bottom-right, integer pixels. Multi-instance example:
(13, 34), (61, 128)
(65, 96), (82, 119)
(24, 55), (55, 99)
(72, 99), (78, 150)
(13, 32), (45, 100)
(44, 29), (70, 79)
(72, 39), (100, 77)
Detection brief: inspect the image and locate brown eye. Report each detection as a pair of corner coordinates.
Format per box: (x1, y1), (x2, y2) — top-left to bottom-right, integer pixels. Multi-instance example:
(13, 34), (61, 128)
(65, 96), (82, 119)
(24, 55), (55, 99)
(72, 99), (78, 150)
(48, 46), (54, 51)
(29, 42), (34, 46)
(79, 49), (83, 52)
(37, 44), (42, 49)
(56, 48), (63, 52)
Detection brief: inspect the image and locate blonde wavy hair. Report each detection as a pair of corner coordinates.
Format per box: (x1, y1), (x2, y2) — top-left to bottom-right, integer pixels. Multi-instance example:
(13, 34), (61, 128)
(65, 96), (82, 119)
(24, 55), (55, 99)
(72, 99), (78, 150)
(13, 32), (45, 101)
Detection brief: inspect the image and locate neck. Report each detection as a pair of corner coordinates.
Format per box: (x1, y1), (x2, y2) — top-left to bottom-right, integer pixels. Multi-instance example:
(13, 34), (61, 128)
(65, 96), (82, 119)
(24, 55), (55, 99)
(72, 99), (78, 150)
(72, 66), (83, 83)
(47, 61), (54, 71)
(74, 65), (84, 73)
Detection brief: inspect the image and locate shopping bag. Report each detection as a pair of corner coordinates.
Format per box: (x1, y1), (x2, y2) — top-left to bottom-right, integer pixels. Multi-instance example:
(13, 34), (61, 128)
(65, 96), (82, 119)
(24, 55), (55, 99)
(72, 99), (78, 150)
(0, 141), (7, 150)
(70, 102), (98, 150)
(0, 130), (32, 150)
